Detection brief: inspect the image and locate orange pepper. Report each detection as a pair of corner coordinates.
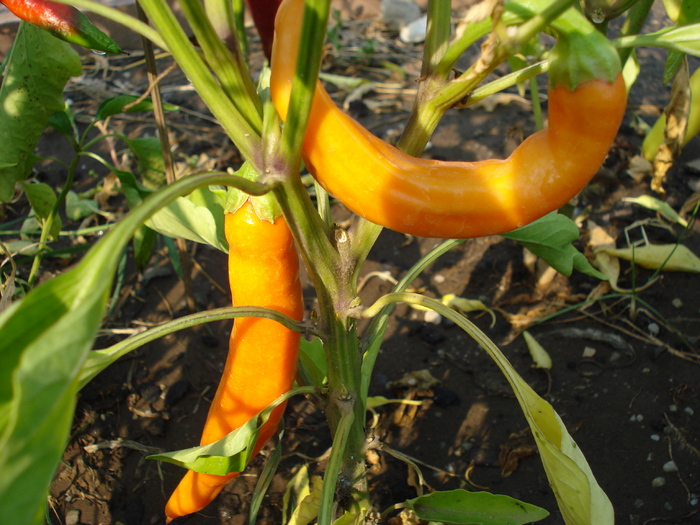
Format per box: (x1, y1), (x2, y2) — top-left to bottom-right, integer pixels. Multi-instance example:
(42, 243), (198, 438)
(165, 201), (303, 521)
(270, 0), (627, 239)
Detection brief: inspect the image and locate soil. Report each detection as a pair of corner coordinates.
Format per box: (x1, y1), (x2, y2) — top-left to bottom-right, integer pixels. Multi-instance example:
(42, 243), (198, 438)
(1, 1), (700, 525)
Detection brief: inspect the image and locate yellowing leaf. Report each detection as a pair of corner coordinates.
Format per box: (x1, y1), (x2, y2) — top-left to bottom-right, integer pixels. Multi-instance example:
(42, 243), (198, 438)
(623, 195), (688, 227)
(519, 384), (614, 525)
(522, 331), (552, 370)
(601, 244), (700, 272)
(283, 465), (311, 524)
(288, 476), (324, 525)
(366, 396), (423, 409)
(587, 221), (620, 290)
(442, 294), (496, 327)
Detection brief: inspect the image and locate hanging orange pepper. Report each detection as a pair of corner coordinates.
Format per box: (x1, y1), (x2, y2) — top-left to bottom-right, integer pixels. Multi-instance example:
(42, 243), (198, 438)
(164, 200), (303, 522)
(270, 0), (627, 239)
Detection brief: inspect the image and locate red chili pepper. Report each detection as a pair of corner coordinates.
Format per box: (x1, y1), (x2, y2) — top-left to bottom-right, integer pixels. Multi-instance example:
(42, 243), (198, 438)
(0, 0), (121, 54)
(244, 0), (283, 59)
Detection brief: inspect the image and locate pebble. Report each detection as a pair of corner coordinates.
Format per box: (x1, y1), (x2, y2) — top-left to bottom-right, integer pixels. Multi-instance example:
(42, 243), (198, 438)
(690, 495), (698, 506)
(433, 274), (445, 284)
(380, 0), (421, 31)
(651, 434), (661, 441)
(663, 460), (678, 472)
(684, 406), (695, 415)
(648, 322), (660, 336)
(65, 510), (80, 525)
(424, 310), (442, 325)
(582, 346), (597, 358)
(400, 14), (428, 43)
(652, 477), (666, 488)
(669, 404), (678, 412)
(664, 502), (673, 511)
(633, 499), (644, 508)
(672, 298), (683, 308)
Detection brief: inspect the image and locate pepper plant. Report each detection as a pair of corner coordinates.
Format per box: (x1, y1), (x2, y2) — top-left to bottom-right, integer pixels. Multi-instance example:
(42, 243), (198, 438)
(1, 0), (699, 524)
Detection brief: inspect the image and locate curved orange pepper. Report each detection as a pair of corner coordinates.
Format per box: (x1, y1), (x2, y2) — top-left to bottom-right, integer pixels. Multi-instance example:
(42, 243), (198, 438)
(165, 201), (302, 521)
(270, 0), (627, 239)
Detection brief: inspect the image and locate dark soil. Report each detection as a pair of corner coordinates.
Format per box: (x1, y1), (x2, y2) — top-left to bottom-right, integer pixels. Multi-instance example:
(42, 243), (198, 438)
(1, 1), (699, 525)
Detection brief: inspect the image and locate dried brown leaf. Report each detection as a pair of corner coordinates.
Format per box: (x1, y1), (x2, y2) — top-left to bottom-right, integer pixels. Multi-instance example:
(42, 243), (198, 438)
(652, 58), (691, 194)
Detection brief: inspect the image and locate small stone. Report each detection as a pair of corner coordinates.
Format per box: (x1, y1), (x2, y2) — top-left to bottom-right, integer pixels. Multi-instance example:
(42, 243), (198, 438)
(400, 14), (428, 43)
(652, 476), (666, 488)
(669, 404), (678, 412)
(582, 346), (597, 358)
(651, 434), (661, 441)
(636, 414), (644, 422)
(684, 406), (695, 415)
(648, 322), (660, 336)
(663, 460), (678, 472)
(424, 310), (442, 325)
(664, 502), (673, 511)
(633, 498), (644, 508)
(672, 298), (683, 308)
(433, 274), (445, 284)
(381, 0), (421, 31)
(642, 367), (651, 373)
(690, 495), (698, 506)
(65, 510), (80, 525)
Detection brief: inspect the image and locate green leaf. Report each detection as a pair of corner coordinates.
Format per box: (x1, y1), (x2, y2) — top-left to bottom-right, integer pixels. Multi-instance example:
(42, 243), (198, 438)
(20, 182), (56, 221)
(148, 388), (297, 475)
(298, 337), (327, 387)
(404, 490), (549, 525)
(0, 23), (81, 203)
(124, 136), (166, 189)
(133, 225), (156, 272)
(147, 186), (228, 251)
(65, 191), (111, 221)
(113, 169), (154, 207)
(502, 213), (606, 279)
(48, 105), (78, 144)
(95, 94), (179, 121)
(663, 0), (700, 81)
(20, 182), (62, 240)
(616, 23), (700, 57)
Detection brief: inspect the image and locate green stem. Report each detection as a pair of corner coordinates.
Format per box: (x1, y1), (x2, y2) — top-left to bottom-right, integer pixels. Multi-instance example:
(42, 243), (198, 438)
(467, 60), (548, 106)
(616, 0), (654, 65)
(360, 239), (465, 399)
(280, 0), (332, 162)
(27, 152), (80, 287)
(318, 398), (355, 525)
(422, 0), (453, 77)
(137, 0), (263, 168)
(529, 76), (544, 131)
(79, 305), (311, 388)
(273, 176), (340, 300)
(320, 312), (370, 521)
(232, 0), (249, 59)
(49, 0), (169, 51)
(181, 0), (262, 133)
(514, 0), (577, 46)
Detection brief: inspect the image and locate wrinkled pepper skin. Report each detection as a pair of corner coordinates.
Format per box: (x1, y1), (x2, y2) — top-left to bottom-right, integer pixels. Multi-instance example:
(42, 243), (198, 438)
(0, 0), (121, 54)
(270, 0), (627, 239)
(164, 201), (303, 522)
